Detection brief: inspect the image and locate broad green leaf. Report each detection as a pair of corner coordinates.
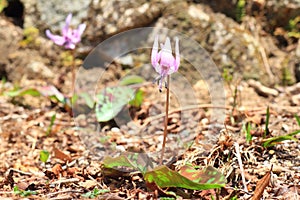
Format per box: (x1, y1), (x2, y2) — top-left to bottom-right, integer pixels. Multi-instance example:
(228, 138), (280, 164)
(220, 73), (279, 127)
(70, 94), (78, 106)
(39, 150), (50, 163)
(0, 0), (8, 13)
(95, 86), (134, 122)
(4, 88), (41, 97)
(144, 165), (225, 190)
(129, 89), (144, 107)
(80, 92), (95, 109)
(120, 75), (145, 86)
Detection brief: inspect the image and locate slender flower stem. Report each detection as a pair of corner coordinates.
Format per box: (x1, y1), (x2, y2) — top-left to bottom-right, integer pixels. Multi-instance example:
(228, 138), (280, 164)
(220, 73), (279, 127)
(160, 75), (170, 165)
(71, 49), (75, 96)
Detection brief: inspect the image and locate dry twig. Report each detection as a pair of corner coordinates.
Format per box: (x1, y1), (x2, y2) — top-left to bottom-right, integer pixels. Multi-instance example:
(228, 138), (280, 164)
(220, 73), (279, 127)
(234, 142), (248, 192)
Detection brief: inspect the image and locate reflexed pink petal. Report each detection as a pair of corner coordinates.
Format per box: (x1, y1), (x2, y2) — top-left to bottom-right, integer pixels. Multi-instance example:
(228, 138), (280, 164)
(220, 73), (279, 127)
(77, 24), (86, 36)
(162, 37), (172, 54)
(151, 35), (159, 67)
(70, 24), (86, 44)
(62, 13), (72, 36)
(45, 30), (66, 46)
(65, 13), (72, 25)
(160, 37), (175, 68)
(160, 43), (164, 48)
(153, 51), (162, 74)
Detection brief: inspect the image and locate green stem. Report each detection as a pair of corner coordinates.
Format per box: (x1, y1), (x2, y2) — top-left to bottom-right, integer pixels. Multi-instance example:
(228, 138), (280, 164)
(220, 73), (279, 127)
(159, 75), (170, 165)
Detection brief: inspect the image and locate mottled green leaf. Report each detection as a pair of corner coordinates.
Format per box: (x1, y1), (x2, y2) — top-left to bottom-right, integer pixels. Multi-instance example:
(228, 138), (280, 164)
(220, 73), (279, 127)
(102, 153), (153, 174)
(95, 87), (134, 122)
(179, 165), (225, 185)
(80, 92), (95, 109)
(144, 165), (225, 190)
(103, 155), (137, 171)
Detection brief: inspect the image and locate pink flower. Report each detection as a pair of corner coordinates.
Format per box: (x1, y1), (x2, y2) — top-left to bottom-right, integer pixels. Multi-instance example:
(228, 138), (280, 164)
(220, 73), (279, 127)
(151, 35), (180, 91)
(45, 13), (86, 49)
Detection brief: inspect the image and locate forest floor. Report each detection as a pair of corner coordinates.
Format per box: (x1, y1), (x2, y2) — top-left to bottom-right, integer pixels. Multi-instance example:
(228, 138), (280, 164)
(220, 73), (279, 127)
(0, 1), (300, 198)
(0, 63), (300, 199)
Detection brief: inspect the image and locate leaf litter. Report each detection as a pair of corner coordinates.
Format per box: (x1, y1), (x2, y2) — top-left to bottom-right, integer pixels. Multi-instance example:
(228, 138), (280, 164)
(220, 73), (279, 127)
(0, 64), (300, 199)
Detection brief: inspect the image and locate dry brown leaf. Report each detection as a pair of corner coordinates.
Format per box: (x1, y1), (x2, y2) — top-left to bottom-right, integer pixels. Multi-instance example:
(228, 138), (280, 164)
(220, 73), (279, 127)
(78, 179), (98, 189)
(52, 163), (63, 177)
(53, 146), (72, 162)
(16, 181), (29, 190)
(252, 166), (273, 200)
(67, 167), (78, 175)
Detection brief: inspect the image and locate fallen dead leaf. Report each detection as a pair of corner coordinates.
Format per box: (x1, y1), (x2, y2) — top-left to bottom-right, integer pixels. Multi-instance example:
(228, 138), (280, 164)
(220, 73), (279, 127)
(78, 179), (98, 189)
(52, 163), (63, 177)
(252, 165), (272, 200)
(53, 146), (72, 162)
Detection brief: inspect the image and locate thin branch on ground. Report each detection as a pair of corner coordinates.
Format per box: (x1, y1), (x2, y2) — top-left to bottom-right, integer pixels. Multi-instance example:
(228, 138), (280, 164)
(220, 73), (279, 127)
(46, 189), (83, 198)
(51, 178), (80, 185)
(234, 142), (248, 193)
(138, 104), (231, 134)
(8, 168), (32, 176)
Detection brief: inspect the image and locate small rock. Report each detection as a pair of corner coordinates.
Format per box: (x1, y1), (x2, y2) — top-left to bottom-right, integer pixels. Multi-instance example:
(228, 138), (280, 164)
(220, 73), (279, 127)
(21, 0), (91, 31)
(291, 94), (300, 105)
(28, 61), (54, 78)
(117, 54), (133, 66)
(6, 50), (54, 83)
(269, 149), (275, 155)
(111, 127), (120, 133)
(116, 145), (125, 152)
(286, 82), (300, 95)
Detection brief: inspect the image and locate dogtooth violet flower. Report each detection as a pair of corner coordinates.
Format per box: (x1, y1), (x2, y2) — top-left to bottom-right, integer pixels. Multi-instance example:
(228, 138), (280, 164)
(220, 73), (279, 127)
(45, 13), (86, 49)
(151, 35), (180, 92)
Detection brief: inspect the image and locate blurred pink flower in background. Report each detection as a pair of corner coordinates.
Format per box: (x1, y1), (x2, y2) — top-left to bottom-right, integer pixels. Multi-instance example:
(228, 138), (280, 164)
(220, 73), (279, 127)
(45, 13), (86, 49)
